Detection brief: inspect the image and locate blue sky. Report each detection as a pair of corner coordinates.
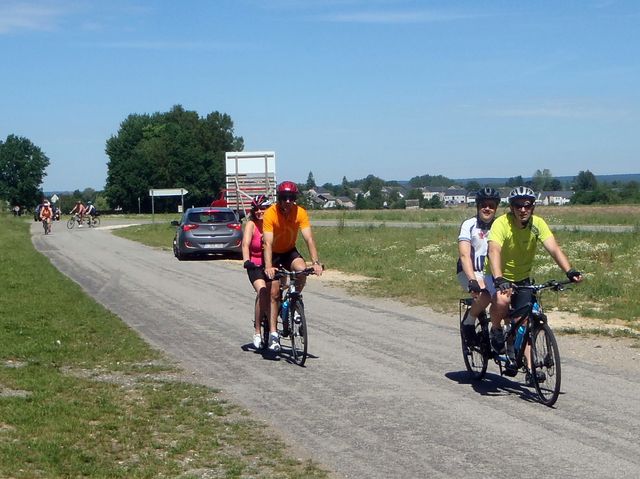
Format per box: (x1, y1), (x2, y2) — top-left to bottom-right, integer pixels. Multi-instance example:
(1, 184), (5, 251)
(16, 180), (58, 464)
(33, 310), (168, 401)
(1, 0), (639, 192)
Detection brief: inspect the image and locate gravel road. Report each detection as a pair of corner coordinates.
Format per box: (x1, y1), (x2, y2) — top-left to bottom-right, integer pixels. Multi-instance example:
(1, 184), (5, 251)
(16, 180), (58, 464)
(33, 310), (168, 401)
(32, 219), (640, 479)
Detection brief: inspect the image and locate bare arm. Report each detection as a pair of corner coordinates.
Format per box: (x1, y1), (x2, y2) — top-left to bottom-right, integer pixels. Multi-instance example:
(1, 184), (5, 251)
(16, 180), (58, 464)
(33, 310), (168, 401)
(263, 231), (275, 279)
(300, 227), (323, 276)
(487, 240), (503, 279)
(241, 221), (255, 263)
(458, 241), (476, 281)
(542, 236), (572, 273)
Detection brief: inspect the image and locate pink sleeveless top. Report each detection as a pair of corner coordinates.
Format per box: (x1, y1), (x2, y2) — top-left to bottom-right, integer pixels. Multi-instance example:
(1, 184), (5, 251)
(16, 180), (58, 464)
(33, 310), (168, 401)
(249, 222), (264, 266)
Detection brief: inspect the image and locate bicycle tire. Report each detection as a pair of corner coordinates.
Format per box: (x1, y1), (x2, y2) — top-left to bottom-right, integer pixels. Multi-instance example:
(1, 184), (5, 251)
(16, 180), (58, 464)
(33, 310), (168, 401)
(530, 322), (562, 407)
(42, 220), (49, 235)
(91, 216), (101, 227)
(66, 217), (75, 229)
(289, 300), (308, 366)
(460, 309), (488, 379)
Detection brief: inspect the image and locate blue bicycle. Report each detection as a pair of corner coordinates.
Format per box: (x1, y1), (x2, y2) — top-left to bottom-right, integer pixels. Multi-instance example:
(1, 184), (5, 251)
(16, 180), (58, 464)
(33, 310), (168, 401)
(460, 279), (574, 407)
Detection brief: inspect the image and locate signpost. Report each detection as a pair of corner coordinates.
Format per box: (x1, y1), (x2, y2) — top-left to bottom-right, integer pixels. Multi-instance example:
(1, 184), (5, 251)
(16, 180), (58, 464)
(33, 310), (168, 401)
(148, 188), (188, 222)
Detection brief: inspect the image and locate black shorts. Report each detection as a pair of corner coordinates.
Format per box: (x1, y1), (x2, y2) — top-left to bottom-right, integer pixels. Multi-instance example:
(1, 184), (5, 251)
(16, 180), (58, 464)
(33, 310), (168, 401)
(247, 267), (270, 285)
(272, 248), (303, 271)
(511, 278), (534, 314)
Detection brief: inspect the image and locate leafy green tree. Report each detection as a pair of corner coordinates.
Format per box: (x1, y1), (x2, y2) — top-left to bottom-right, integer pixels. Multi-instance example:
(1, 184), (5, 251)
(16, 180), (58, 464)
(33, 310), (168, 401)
(548, 178), (563, 191)
(105, 105), (243, 213)
(532, 169), (553, 191)
(465, 181), (481, 192)
(505, 176), (524, 188)
(408, 174), (453, 188)
(425, 195), (444, 209)
(0, 134), (50, 207)
(574, 170), (598, 192)
(306, 172), (317, 189)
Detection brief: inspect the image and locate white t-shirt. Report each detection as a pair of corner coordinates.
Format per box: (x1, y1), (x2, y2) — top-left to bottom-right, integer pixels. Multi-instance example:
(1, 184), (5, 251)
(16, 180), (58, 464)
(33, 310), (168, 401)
(457, 216), (490, 275)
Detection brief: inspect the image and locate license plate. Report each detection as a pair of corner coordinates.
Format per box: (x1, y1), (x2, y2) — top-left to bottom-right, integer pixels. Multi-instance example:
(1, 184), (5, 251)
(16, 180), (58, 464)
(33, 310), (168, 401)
(203, 243), (223, 249)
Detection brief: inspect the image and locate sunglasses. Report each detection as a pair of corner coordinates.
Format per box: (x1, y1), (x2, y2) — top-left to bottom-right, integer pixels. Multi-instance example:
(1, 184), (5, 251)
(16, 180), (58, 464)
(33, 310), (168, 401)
(512, 202), (533, 210)
(256, 206), (268, 211)
(278, 194), (297, 202)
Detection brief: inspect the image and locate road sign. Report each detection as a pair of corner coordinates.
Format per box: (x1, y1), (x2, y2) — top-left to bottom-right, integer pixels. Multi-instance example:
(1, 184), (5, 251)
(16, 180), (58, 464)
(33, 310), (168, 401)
(51, 194), (59, 203)
(149, 188), (188, 197)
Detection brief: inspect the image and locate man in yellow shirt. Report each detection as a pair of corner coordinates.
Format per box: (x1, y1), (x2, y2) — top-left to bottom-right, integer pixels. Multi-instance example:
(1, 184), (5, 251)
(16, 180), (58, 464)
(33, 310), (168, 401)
(487, 186), (582, 371)
(263, 181), (323, 351)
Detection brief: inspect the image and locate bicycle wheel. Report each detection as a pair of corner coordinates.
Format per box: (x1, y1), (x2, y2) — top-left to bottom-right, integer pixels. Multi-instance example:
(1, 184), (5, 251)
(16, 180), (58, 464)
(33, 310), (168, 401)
(530, 323), (562, 407)
(260, 313), (269, 350)
(92, 216), (101, 227)
(289, 300), (308, 366)
(460, 309), (488, 379)
(66, 217), (75, 229)
(42, 220), (49, 235)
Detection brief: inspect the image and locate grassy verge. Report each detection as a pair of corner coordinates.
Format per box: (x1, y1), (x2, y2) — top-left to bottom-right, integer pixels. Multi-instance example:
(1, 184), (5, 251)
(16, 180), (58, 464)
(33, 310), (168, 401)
(0, 214), (328, 479)
(310, 204), (640, 227)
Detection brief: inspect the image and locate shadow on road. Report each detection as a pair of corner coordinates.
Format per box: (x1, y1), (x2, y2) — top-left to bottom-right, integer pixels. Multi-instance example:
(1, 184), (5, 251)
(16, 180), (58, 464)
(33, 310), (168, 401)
(446, 370), (542, 404)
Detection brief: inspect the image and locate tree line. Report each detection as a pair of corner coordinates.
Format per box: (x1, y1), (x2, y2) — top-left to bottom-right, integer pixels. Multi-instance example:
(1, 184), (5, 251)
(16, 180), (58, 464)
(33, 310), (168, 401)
(2, 107), (639, 212)
(308, 169), (640, 208)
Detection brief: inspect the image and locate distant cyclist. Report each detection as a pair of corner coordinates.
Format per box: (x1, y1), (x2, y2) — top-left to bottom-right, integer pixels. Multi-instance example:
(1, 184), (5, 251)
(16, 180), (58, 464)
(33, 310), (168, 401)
(70, 200), (86, 227)
(457, 187), (501, 345)
(242, 195), (272, 349)
(39, 200), (53, 234)
(263, 181), (323, 352)
(85, 201), (97, 225)
(487, 186), (583, 366)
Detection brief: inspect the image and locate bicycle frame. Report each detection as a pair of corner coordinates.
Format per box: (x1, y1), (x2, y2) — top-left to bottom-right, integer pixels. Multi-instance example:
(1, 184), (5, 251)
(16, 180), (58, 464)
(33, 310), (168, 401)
(460, 278), (574, 406)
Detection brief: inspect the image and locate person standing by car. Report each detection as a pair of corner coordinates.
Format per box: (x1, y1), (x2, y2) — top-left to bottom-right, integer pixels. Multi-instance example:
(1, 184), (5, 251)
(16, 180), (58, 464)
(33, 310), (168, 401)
(487, 186), (582, 373)
(263, 181), (323, 352)
(242, 195), (272, 349)
(39, 200), (53, 234)
(70, 200), (86, 227)
(457, 187), (501, 345)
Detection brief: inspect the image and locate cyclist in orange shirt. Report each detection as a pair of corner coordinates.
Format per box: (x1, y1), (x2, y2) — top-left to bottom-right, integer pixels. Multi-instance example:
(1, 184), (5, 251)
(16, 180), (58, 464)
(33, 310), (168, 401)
(39, 200), (53, 234)
(263, 181), (323, 351)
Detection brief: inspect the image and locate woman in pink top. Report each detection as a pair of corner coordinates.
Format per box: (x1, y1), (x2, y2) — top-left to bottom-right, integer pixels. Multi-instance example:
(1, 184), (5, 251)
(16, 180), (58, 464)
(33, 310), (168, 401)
(242, 195), (272, 349)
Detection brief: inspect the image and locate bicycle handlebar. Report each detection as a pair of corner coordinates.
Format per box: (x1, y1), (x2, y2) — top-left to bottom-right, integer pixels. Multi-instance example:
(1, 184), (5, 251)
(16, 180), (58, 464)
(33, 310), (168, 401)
(273, 267), (317, 280)
(512, 279), (574, 293)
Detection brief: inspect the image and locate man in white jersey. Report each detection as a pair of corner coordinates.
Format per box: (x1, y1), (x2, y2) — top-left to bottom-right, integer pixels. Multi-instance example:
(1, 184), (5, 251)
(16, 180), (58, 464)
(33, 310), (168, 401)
(457, 187), (501, 345)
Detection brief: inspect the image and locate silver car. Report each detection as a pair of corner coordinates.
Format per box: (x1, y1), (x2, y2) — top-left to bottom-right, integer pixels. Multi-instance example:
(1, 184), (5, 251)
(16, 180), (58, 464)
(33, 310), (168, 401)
(172, 207), (242, 260)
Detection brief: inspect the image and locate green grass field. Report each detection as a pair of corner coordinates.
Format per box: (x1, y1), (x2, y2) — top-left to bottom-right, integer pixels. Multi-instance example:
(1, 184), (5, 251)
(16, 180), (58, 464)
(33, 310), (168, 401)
(114, 207), (640, 332)
(0, 214), (328, 478)
(310, 204), (640, 226)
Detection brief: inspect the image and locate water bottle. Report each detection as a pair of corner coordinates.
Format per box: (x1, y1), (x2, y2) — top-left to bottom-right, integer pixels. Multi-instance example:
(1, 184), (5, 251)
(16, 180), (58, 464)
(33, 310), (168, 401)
(514, 324), (526, 351)
(532, 301), (541, 314)
(280, 299), (289, 319)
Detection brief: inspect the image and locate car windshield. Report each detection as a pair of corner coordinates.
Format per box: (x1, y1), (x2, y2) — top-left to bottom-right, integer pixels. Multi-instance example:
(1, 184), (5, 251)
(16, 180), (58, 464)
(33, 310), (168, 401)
(188, 211), (236, 223)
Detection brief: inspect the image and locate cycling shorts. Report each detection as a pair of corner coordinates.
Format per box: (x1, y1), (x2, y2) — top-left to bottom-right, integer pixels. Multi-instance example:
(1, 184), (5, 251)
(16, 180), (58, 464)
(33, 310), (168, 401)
(486, 277), (533, 307)
(247, 267), (270, 285)
(457, 271), (492, 292)
(272, 248), (303, 271)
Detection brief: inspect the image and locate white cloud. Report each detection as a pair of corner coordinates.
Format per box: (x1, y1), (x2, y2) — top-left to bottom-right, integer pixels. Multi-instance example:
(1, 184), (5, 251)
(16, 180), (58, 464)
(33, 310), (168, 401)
(488, 101), (627, 120)
(318, 9), (484, 24)
(0, 2), (66, 33)
(86, 40), (248, 51)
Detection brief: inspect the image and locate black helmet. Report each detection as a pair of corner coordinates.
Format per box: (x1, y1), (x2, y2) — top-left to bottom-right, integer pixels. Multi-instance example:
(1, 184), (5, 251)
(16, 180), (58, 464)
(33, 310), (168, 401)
(508, 186), (536, 204)
(475, 187), (501, 203)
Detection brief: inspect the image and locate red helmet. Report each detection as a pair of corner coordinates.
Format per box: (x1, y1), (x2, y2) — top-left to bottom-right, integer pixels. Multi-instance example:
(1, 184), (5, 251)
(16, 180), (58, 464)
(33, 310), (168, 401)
(277, 181), (299, 197)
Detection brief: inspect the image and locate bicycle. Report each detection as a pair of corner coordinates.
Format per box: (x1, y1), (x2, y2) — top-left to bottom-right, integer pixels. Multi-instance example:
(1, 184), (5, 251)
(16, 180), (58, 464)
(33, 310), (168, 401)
(66, 214), (100, 229)
(460, 279), (575, 407)
(42, 218), (52, 235)
(258, 267), (316, 366)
